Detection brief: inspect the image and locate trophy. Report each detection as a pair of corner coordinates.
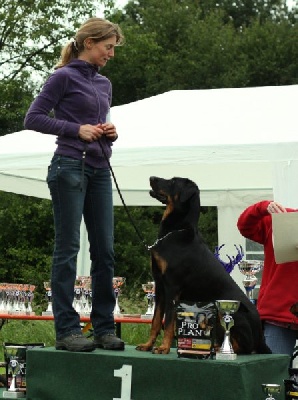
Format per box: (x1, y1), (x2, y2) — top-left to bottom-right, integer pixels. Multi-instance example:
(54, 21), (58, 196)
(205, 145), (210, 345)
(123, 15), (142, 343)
(262, 384), (280, 399)
(141, 282), (155, 318)
(238, 260), (263, 303)
(80, 276), (92, 315)
(42, 281), (53, 316)
(216, 300), (240, 360)
(3, 345), (26, 398)
(25, 284), (35, 315)
(113, 277), (125, 315)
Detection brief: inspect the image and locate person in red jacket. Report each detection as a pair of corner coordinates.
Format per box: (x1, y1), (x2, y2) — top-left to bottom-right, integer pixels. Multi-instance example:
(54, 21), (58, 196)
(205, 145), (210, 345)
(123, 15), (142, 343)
(237, 200), (298, 355)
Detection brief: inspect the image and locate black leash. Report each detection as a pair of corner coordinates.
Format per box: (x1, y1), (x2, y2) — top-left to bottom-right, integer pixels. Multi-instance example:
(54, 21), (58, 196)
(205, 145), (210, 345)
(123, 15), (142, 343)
(98, 139), (150, 252)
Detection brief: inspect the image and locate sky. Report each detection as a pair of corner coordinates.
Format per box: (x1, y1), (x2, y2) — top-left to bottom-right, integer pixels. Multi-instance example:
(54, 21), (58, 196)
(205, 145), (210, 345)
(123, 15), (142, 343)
(114, 0), (295, 10)
(114, 0), (129, 8)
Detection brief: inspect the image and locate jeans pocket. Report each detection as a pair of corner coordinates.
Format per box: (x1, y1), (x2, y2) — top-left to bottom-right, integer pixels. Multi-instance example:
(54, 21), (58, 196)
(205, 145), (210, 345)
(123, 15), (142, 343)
(47, 156), (60, 184)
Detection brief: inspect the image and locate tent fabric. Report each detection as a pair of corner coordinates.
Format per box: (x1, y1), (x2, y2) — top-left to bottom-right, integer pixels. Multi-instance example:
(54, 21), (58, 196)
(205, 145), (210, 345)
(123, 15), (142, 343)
(0, 85), (297, 204)
(0, 85), (297, 277)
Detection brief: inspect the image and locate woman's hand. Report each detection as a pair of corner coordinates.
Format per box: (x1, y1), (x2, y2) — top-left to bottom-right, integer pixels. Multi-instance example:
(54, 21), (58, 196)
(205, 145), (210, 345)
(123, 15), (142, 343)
(267, 201), (287, 214)
(78, 124), (104, 142)
(100, 122), (118, 142)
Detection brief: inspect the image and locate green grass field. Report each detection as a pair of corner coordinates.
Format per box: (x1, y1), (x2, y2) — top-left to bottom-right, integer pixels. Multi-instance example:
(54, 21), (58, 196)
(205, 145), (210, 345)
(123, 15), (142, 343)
(0, 296), (160, 374)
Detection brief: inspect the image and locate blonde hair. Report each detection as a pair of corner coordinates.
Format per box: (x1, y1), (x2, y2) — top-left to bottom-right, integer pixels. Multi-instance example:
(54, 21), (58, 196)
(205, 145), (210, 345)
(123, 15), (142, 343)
(55, 17), (124, 69)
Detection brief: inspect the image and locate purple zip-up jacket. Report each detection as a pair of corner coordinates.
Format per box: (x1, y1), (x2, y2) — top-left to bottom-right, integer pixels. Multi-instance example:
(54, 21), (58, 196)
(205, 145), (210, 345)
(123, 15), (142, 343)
(24, 59), (114, 168)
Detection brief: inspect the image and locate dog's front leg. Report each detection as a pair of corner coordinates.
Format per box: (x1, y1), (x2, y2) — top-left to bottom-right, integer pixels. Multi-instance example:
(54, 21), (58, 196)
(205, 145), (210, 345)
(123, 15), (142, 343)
(152, 291), (176, 354)
(135, 304), (164, 352)
(152, 314), (175, 354)
(136, 275), (165, 352)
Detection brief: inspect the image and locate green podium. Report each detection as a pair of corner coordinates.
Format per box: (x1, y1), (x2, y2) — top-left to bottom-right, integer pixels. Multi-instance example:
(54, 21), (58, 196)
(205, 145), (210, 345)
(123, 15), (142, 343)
(25, 346), (289, 400)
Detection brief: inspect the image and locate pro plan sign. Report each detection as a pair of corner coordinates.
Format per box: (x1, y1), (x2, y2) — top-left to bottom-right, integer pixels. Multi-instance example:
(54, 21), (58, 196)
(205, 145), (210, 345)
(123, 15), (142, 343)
(176, 301), (218, 359)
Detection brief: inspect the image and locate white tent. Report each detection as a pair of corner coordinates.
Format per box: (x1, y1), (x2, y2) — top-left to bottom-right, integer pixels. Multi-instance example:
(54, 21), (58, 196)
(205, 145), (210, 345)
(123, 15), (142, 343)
(0, 85), (297, 284)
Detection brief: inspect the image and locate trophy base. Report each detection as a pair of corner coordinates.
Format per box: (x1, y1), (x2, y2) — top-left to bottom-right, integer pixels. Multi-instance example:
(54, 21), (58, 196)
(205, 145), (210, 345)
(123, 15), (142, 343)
(2, 391), (25, 399)
(141, 314), (153, 319)
(216, 352), (237, 360)
(42, 311), (53, 316)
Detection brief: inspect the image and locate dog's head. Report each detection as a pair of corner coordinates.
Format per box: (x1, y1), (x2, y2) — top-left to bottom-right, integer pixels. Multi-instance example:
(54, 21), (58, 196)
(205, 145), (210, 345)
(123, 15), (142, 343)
(149, 176), (200, 211)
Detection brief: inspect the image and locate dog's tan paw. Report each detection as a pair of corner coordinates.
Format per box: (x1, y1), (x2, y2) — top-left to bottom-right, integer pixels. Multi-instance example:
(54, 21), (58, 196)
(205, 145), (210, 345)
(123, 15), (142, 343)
(152, 346), (170, 354)
(135, 343), (153, 352)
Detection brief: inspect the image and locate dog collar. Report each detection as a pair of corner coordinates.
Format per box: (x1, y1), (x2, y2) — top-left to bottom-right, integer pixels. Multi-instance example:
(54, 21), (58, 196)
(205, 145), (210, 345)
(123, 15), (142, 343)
(147, 229), (188, 251)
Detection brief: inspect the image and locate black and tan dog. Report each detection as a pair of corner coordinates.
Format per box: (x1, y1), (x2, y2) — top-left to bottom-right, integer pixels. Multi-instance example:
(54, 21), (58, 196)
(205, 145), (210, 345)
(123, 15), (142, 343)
(136, 176), (271, 355)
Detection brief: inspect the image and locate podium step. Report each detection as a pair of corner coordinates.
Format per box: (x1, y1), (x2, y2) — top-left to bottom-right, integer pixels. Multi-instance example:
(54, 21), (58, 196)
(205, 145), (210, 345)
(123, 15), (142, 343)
(25, 345), (289, 400)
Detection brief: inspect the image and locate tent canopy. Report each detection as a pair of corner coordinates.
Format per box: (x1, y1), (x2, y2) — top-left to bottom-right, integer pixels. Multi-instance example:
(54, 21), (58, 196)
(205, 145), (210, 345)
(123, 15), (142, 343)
(1, 85), (297, 207)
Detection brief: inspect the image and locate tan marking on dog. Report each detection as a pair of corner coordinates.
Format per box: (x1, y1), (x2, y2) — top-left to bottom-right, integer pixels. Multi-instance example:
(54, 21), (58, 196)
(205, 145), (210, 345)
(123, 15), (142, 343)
(162, 197), (174, 220)
(151, 250), (168, 274)
(231, 338), (240, 354)
(136, 298), (164, 352)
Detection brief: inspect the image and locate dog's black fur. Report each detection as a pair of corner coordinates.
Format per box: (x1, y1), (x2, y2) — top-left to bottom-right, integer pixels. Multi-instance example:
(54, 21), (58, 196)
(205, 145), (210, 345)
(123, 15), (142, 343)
(136, 176), (271, 355)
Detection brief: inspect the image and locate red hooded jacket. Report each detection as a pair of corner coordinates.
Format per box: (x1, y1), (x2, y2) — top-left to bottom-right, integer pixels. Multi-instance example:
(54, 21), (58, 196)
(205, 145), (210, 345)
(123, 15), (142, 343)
(237, 200), (298, 326)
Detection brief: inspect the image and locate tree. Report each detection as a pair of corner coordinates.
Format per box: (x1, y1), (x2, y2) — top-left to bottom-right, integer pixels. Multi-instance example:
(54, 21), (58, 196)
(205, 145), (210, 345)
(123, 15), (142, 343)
(103, 0), (297, 105)
(0, 192), (54, 305)
(0, 78), (34, 135)
(0, 0), (115, 82)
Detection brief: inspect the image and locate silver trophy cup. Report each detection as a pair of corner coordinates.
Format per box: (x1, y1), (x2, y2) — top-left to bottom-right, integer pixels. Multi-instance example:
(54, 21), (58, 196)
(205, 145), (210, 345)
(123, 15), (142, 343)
(3, 346), (26, 398)
(216, 300), (240, 360)
(113, 277), (125, 315)
(238, 260), (263, 303)
(262, 383), (281, 400)
(141, 282), (155, 318)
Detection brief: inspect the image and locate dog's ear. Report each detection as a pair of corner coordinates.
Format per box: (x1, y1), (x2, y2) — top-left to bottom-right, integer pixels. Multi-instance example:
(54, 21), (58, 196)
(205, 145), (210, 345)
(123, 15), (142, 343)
(179, 180), (200, 203)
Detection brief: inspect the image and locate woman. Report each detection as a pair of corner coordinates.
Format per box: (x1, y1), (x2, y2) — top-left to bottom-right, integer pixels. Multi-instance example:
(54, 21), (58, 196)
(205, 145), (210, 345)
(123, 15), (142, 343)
(24, 17), (125, 352)
(237, 200), (298, 355)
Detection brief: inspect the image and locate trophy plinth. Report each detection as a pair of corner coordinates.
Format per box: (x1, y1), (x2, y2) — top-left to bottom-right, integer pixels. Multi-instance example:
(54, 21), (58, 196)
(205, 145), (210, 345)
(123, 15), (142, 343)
(2, 391), (26, 398)
(216, 300), (240, 361)
(262, 383), (280, 399)
(238, 260), (263, 303)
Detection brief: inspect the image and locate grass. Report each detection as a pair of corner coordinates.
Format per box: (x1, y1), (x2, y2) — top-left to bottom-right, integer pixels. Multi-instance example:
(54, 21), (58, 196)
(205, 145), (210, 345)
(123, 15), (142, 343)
(0, 296), (160, 367)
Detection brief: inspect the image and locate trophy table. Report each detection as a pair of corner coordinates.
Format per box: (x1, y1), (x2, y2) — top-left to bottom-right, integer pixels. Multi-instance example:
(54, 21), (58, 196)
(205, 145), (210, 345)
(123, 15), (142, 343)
(216, 300), (240, 360)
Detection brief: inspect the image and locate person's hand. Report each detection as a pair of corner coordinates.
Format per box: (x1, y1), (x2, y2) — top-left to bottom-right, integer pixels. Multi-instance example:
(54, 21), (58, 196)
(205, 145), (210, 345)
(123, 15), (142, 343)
(100, 122), (118, 142)
(267, 201), (287, 214)
(78, 124), (104, 142)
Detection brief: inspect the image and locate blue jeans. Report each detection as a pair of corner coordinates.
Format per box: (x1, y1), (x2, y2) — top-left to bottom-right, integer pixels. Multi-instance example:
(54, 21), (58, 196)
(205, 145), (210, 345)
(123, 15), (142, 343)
(47, 155), (115, 339)
(263, 322), (298, 356)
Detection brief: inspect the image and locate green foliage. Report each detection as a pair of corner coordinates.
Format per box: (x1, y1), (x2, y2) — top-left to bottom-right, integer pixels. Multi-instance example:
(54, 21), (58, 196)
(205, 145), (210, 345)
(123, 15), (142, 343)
(104, 0), (298, 105)
(0, 78), (35, 135)
(0, 193), (217, 301)
(0, 192), (53, 304)
(0, 0), (109, 82)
